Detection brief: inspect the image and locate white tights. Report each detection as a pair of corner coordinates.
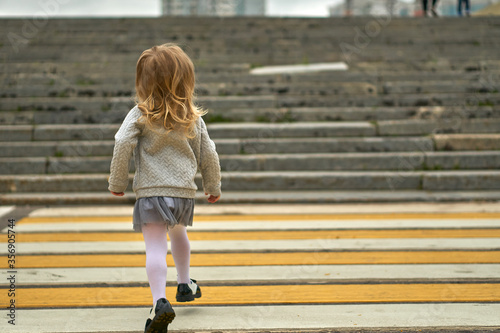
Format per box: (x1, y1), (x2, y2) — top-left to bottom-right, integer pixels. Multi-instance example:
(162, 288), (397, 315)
(141, 223), (191, 304)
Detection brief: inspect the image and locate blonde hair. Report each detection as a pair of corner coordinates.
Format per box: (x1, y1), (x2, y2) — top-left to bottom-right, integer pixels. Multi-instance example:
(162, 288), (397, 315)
(135, 43), (205, 137)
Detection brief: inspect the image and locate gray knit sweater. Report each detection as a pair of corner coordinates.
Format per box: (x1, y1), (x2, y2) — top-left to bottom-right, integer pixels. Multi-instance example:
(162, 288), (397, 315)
(108, 106), (221, 199)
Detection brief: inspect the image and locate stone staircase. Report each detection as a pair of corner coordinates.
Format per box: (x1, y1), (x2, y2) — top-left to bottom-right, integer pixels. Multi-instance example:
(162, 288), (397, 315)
(1, 17), (500, 204)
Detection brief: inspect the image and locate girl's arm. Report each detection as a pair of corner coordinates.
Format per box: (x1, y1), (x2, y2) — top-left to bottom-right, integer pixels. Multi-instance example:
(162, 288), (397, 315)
(198, 118), (222, 199)
(108, 107), (142, 195)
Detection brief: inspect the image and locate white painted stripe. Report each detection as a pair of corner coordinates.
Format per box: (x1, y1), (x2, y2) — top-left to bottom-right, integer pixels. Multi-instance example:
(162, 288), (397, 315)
(0, 205), (15, 223)
(28, 202), (500, 217)
(29, 206), (134, 217)
(0, 205), (14, 216)
(2, 264), (499, 285)
(2, 304), (499, 332)
(250, 62), (348, 75)
(9, 219), (500, 233)
(0, 206), (15, 233)
(3, 238), (499, 255)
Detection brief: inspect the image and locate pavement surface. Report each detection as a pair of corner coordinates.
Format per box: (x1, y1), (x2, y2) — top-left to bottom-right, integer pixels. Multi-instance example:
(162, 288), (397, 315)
(1, 202), (500, 332)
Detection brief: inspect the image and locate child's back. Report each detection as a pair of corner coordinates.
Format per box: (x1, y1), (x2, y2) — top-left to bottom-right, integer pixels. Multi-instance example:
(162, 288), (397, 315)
(108, 105), (221, 200)
(107, 43), (221, 333)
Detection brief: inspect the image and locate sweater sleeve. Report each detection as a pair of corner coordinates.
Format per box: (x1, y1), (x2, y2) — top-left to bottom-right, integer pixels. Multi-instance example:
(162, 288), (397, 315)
(108, 107), (142, 193)
(198, 118), (222, 197)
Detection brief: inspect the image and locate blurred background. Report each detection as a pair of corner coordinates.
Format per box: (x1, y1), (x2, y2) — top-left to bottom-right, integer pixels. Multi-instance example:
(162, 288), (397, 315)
(0, 0), (499, 17)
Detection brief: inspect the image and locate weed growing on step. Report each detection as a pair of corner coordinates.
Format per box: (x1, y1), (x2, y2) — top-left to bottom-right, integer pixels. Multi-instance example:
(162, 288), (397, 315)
(57, 91), (69, 98)
(203, 113), (234, 123)
(255, 110), (296, 123)
(477, 100), (495, 107)
(75, 78), (97, 86)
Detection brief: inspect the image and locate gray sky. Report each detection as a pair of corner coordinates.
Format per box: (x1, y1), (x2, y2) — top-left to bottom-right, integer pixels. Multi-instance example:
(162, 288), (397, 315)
(0, 0), (342, 17)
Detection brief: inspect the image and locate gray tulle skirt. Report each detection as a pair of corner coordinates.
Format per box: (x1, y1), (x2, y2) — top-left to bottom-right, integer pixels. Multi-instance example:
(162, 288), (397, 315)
(132, 196), (195, 233)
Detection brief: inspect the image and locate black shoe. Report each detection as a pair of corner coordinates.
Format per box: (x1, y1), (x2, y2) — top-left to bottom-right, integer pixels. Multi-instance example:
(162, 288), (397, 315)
(176, 279), (202, 302)
(144, 298), (175, 333)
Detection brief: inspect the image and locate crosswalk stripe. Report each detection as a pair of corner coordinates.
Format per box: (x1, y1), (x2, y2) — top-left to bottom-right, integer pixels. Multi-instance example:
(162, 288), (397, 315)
(4, 207), (499, 332)
(9, 219), (500, 232)
(3, 304), (499, 331)
(2, 264), (499, 285)
(2, 251), (499, 269)
(2, 284), (500, 308)
(5, 229), (500, 242)
(4, 238), (499, 255)
(18, 212), (500, 223)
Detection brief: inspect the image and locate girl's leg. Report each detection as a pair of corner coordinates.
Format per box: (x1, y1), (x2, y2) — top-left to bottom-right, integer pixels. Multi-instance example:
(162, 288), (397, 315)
(142, 223), (168, 304)
(168, 225), (191, 284)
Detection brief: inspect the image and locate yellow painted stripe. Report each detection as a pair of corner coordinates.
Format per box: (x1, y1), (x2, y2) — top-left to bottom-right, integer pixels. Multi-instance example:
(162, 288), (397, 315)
(17, 212), (500, 223)
(2, 251), (499, 269)
(2, 284), (499, 308)
(5, 229), (500, 243)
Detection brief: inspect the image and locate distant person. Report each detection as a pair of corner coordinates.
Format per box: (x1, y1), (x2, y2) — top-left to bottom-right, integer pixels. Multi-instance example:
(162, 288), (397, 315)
(422, 0), (439, 16)
(108, 43), (222, 332)
(458, 0), (471, 16)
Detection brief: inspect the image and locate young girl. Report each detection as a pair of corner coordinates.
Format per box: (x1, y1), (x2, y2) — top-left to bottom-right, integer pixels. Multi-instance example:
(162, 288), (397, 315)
(108, 43), (221, 333)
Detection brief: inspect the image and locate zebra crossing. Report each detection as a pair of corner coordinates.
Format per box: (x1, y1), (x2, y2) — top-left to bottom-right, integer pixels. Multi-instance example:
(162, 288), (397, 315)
(1, 204), (500, 332)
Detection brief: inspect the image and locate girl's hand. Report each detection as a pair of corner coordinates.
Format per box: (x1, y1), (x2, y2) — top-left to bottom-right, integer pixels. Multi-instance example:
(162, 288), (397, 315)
(111, 191), (125, 197)
(205, 193), (220, 203)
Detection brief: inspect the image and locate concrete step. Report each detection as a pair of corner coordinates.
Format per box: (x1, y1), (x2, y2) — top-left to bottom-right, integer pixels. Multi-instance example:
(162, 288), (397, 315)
(7, 34), (498, 50)
(0, 172), (417, 192)
(2, 171), (500, 192)
(0, 61), (474, 75)
(4, 51), (499, 69)
(0, 81), (380, 98)
(0, 16), (496, 30)
(423, 171), (500, 191)
(0, 141), (115, 158)
(0, 137), (435, 158)
(382, 81), (500, 94)
(433, 134), (500, 151)
(3, 105), (499, 126)
(2, 91), (498, 113)
(0, 62), (251, 76)
(275, 92), (500, 108)
(3, 190), (500, 205)
(378, 119), (500, 136)
(0, 107), (419, 126)
(2, 151), (500, 175)
(2, 25), (497, 41)
(0, 96), (276, 112)
(2, 22), (497, 41)
(207, 106), (500, 124)
(352, 59), (500, 72)
(0, 122), (376, 142)
(205, 122), (376, 138)
(2, 35), (499, 62)
(2, 41), (499, 58)
(4, 80), (497, 99)
(3, 68), (494, 85)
